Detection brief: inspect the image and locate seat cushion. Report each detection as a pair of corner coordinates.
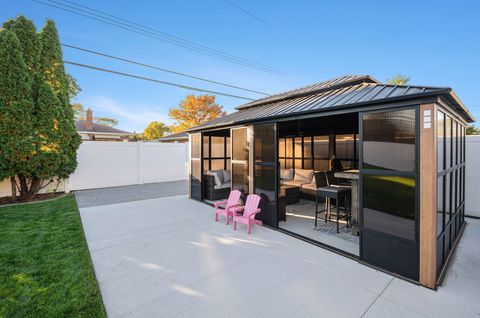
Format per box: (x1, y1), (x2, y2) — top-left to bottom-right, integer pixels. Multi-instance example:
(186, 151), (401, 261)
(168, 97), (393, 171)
(222, 170), (231, 183)
(294, 169), (314, 182)
(280, 168), (294, 181)
(206, 170), (223, 186)
(301, 183), (317, 191)
(214, 183), (231, 190)
(282, 180), (308, 187)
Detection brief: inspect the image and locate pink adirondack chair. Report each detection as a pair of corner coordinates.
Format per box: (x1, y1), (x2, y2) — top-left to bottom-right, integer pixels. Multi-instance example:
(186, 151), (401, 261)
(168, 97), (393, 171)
(214, 190), (242, 224)
(232, 194), (262, 234)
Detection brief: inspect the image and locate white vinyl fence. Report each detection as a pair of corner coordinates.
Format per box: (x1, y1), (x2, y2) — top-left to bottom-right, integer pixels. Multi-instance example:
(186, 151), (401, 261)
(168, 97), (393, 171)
(465, 135), (480, 217)
(0, 141), (188, 197)
(1, 137), (479, 217)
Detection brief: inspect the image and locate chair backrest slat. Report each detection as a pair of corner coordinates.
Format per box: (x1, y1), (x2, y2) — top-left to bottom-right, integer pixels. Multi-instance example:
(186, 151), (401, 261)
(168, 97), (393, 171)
(226, 190), (241, 208)
(244, 194), (261, 218)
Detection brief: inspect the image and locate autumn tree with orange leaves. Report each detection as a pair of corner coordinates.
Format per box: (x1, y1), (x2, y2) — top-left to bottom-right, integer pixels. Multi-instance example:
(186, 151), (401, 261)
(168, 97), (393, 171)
(168, 94), (226, 133)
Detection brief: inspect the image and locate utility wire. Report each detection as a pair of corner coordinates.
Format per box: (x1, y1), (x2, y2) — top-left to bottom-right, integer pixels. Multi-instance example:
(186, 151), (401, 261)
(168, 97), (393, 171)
(61, 43), (269, 96)
(223, 0), (277, 29)
(32, 0), (284, 75)
(64, 60), (255, 101)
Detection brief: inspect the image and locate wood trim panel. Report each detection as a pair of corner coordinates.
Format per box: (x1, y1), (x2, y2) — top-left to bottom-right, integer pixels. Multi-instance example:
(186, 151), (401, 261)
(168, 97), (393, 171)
(248, 125), (254, 194)
(419, 103), (438, 288)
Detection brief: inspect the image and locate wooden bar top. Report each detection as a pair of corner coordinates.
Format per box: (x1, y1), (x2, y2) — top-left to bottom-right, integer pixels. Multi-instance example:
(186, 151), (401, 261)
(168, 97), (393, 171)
(334, 169), (359, 180)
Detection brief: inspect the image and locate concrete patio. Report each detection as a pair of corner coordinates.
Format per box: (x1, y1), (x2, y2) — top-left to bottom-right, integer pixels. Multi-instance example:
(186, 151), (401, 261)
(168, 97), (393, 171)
(78, 193), (480, 318)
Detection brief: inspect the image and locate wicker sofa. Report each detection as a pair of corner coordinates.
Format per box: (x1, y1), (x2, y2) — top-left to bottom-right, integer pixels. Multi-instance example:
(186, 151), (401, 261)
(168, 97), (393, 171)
(280, 168), (323, 200)
(203, 170), (231, 201)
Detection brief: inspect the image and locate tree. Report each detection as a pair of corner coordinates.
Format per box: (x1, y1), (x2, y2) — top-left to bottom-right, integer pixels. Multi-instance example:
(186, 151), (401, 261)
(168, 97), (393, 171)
(169, 94), (226, 132)
(386, 74), (411, 85)
(143, 121), (169, 140)
(0, 16), (81, 199)
(467, 125), (480, 135)
(0, 30), (35, 201)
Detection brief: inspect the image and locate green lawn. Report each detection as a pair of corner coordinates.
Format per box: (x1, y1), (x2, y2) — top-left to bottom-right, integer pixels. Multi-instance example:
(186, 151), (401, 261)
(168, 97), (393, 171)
(0, 195), (106, 318)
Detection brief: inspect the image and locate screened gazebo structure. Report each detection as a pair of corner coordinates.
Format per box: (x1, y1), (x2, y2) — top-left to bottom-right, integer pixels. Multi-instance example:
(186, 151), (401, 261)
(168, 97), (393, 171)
(187, 75), (474, 288)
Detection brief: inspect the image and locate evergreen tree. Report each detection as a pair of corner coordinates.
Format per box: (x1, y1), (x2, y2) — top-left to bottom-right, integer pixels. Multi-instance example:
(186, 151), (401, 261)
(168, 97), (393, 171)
(0, 16), (81, 199)
(0, 30), (35, 200)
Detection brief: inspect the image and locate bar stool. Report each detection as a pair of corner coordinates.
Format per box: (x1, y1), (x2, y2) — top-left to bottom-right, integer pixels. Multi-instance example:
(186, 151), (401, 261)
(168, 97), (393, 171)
(315, 186), (351, 233)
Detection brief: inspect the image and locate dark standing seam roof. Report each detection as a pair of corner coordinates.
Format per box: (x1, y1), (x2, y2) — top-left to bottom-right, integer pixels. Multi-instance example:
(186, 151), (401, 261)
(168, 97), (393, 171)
(188, 75), (474, 131)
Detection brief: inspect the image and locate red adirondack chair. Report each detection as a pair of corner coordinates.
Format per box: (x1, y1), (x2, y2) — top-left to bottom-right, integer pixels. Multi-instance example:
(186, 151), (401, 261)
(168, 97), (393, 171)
(232, 194), (262, 234)
(214, 190), (242, 225)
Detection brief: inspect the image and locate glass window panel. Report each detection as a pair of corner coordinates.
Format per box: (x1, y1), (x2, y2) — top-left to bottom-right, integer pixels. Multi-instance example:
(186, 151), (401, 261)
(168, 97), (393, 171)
(226, 137), (231, 157)
(286, 159), (293, 169)
(203, 136), (210, 158)
(340, 160), (354, 170)
(437, 111), (445, 171)
(446, 173), (451, 221)
(279, 138), (286, 157)
(314, 159), (329, 171)
(255, 165), (276, 198)
(313, 136), (329, 158)
(191, 159), (201, 182)
(254, 125), (275, 163)
(203, 160), (210, 171)
(232, 128), (248, 161)
(437, 176), (444, 237)
(211, 136), (225, 157)
(336, 134), (355, 159)
(362, 109), (416, 172)
(286, 138), (293, 157)
(304, 137), (312, 158)
(446, 116), (452, 168)
(226, 159), (231, 171)
(294, 137), (302, 158)
(363, 175), (416, 240)
(453, 122), (458, 166)
(191, 134), (201, 159)
(279, 159), (285, 169)
(211, 159), (225, 171)
(295, 159), (302, 169)
(232, 162), (248, 195)
(355, 134), (359, 161)
(303, 159), (313, 170)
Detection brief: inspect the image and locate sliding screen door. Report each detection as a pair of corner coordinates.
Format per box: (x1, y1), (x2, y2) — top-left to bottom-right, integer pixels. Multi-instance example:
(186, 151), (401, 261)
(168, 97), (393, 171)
(190, 133), (202, 201)
(360, 108), (419, 280)
(231, 128), (249, 198)
(254, 124), (278, 228)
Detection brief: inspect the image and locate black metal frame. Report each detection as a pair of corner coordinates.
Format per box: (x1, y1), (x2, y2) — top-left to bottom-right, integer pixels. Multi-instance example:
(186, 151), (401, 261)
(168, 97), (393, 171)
(253, 123), (279, 229)
(435, 107), (466, 281)
(202, 135), (231, 171)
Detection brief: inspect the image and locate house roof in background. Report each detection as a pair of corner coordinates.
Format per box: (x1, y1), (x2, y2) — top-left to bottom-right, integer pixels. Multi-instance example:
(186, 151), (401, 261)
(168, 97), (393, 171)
(154, 131), (189, 142)
(75, 120), (132, 134)
(189, 75), (474, 132)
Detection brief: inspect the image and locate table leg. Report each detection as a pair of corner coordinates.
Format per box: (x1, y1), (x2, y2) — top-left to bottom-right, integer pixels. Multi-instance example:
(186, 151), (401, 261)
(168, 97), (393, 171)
(315, 193), (318, 227)
(336, 195), (340, 233)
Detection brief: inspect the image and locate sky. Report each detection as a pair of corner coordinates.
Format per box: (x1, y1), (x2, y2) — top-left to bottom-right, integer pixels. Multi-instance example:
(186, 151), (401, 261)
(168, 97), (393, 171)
(2, 0), (480, 132)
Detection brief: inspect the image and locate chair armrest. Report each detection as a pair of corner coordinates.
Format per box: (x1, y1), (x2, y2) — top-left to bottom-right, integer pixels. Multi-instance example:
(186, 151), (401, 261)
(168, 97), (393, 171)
(249, 209), (261, 218)
(232, 206), (245, 213)
(226, 204), (242, 212)
(213, 200), (228, 208)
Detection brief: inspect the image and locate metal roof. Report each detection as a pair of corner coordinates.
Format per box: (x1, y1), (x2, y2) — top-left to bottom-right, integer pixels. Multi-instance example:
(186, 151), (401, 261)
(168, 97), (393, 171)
(189, 75), (474, 132)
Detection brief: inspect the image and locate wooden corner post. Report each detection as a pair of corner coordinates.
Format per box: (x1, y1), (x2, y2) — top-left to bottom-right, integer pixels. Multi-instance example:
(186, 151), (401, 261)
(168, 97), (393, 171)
(419, 103), (437, 288)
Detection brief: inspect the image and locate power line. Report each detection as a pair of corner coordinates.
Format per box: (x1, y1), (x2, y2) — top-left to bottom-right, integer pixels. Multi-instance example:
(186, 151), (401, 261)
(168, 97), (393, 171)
(32, 0), (285, 75)
(223, 0), (277, 29)
(61, 43), (269, 96)
(64, 60), (255, 101)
